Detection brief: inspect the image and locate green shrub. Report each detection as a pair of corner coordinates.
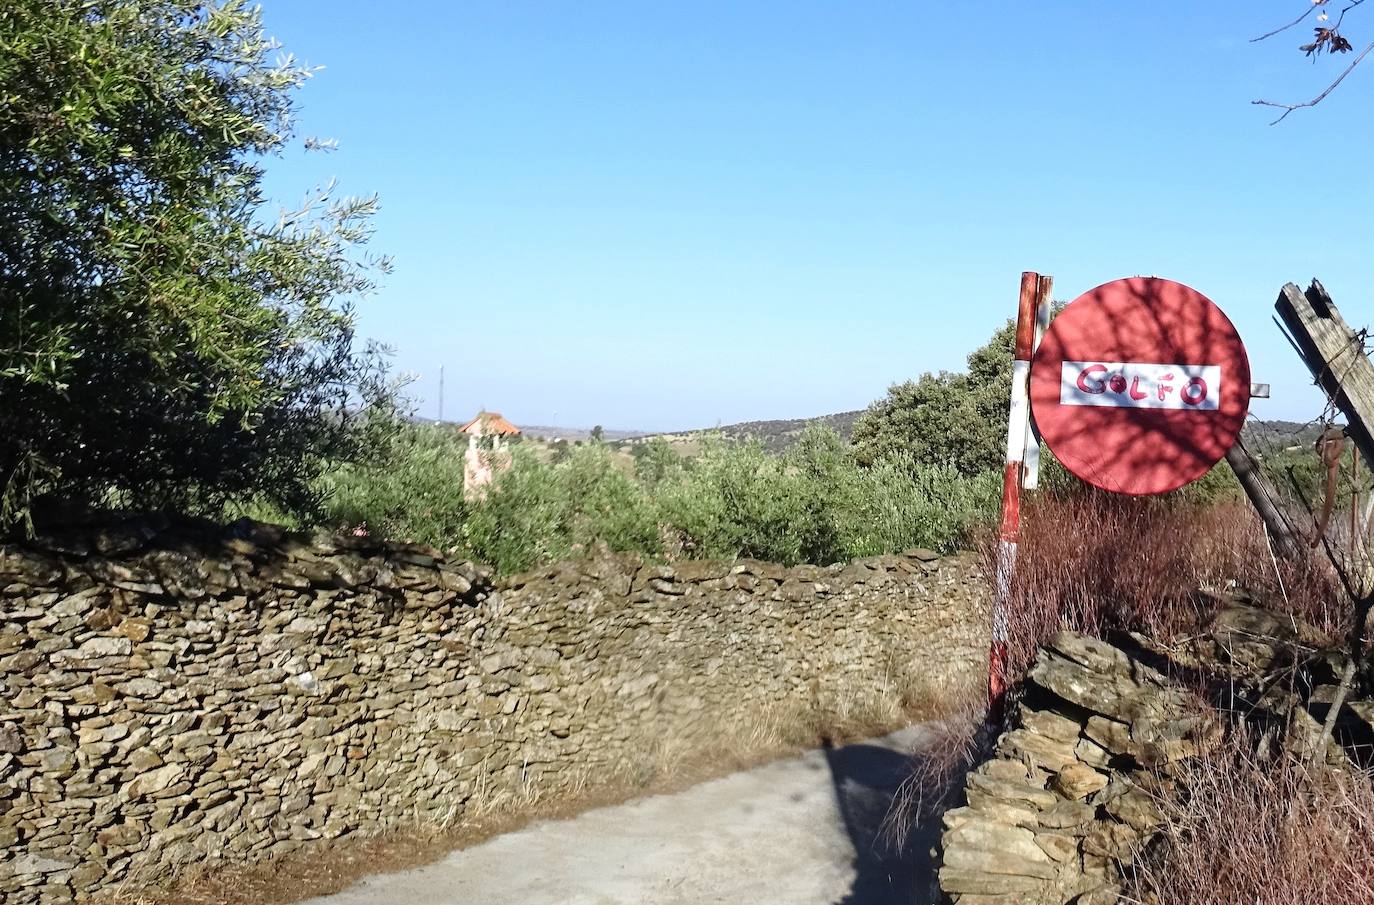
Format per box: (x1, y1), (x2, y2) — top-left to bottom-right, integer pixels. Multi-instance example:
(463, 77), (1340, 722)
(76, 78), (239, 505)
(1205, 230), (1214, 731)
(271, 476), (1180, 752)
(557, 445), (662, 555)
(320, 424), (469, 547)
(461, 444), (661, 574)
(458, 447), (572, 572)
(305, 422), (1001, 574)
(658, 437), (815, 563)
(632, 437), (687, 486)
(843, 454), (1001, 557)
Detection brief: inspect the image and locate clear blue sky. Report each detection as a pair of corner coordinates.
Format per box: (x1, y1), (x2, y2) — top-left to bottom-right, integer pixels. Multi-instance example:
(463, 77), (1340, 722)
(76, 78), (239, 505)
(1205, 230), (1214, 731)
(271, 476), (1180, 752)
(258, 1), (1371, 431)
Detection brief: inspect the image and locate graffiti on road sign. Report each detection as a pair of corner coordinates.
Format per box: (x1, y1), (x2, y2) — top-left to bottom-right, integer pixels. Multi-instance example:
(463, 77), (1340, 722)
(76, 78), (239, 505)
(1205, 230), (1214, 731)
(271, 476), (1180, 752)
(1029, 276), (1251, 496)
(1060, 361), (1221, 410)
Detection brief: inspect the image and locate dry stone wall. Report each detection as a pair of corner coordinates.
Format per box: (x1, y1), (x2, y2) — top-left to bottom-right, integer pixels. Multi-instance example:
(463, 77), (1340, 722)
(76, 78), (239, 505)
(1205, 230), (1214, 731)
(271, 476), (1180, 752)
(0, 519), (989, 904)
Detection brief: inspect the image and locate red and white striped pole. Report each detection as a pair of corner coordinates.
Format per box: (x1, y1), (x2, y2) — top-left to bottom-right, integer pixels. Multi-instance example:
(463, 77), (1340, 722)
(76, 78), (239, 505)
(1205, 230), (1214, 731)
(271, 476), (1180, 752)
(988, 271), (1052, 723)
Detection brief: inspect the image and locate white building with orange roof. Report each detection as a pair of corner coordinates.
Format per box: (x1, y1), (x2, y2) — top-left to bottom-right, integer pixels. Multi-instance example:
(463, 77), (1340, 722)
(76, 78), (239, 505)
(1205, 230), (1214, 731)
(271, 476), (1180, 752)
(460, 411), (522, 498)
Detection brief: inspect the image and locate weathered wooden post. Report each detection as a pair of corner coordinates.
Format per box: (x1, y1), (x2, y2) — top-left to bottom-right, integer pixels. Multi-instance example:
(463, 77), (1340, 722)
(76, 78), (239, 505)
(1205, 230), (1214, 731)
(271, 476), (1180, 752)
(1275, 280), (1374, 470)
(1273, 279), (1374, 751)
(1224, 443), (1303, 561)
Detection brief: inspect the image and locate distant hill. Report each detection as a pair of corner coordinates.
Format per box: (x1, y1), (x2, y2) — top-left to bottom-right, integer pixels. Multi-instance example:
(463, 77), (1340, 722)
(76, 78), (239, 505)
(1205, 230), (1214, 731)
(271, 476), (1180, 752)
(516, 425), (648, 442)
(634, 412), (1322, 459)
(486, 410), (1318, 460)
(1241, 419), (1328, 453)
(640, 410), (865, 455)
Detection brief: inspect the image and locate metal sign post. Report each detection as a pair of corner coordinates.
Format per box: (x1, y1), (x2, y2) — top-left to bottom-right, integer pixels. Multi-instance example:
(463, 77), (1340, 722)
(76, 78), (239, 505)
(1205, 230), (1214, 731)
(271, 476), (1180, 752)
(988, 271), (1052, 721)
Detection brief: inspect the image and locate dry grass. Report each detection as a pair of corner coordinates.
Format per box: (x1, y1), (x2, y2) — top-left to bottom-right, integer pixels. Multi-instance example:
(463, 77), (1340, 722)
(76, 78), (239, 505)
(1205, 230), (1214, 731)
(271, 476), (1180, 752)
(880, 689), (990, 851)
(1127, 729), (1374, 905)
(984, 492), (1344, 678)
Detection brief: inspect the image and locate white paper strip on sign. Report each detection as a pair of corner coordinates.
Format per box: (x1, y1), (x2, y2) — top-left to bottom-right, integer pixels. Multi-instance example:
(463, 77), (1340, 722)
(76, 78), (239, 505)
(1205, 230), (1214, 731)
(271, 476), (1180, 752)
(1059, 361), (1221, 411)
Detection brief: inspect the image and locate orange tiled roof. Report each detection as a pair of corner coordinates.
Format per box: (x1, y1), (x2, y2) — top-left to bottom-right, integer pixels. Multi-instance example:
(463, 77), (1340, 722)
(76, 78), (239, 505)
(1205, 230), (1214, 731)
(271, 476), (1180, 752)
(458, 411), (522, 436)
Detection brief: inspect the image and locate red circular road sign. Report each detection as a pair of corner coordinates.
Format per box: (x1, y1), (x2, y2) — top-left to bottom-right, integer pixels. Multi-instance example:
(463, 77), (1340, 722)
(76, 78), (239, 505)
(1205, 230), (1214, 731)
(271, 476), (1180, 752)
(1029, 277), (1251, 496)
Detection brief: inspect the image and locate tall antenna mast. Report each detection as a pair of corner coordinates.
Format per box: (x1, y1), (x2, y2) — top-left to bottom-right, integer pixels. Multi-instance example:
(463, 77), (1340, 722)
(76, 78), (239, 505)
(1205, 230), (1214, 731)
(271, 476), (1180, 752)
(438, 365), (444, 424)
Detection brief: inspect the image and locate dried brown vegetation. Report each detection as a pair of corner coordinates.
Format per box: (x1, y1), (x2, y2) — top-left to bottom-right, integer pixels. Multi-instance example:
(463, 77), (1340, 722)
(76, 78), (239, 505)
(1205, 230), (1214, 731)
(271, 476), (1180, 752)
(984, 492), (1345, 679)
(1128, 731), (1374, 905)
(889, 493), (1344, 850)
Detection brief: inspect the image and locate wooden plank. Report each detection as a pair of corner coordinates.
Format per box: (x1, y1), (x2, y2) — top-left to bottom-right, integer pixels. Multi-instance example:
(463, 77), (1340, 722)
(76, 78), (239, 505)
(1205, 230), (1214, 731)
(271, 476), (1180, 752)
(1224, 443), (1302, 560)
(1274, 280), (1374, 472)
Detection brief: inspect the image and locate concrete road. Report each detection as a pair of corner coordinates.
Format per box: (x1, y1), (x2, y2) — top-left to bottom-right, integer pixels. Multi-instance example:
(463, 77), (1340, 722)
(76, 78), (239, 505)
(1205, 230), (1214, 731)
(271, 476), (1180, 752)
(300, 726), (941, 905)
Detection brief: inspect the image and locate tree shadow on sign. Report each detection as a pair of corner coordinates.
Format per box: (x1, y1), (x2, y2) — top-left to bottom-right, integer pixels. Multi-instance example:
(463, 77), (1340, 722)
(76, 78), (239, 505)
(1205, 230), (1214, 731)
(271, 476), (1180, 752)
(822, 735), (961, 905)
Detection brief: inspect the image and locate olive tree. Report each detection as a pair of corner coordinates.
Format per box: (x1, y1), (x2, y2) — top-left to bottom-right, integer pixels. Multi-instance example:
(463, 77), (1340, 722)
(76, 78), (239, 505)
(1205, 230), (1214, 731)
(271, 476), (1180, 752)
(0, 1), (399, 529)
(851, 321), (1015, 477)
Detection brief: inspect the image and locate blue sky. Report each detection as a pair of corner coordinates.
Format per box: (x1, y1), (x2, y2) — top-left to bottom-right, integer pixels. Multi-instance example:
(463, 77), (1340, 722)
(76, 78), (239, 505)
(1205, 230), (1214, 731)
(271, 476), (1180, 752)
(258, 2), (1372, 431)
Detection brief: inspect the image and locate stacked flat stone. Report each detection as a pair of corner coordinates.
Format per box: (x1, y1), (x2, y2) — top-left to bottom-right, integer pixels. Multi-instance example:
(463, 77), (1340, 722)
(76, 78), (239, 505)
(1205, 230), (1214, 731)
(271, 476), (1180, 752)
(938, 633), (1215, 905)
(0, 519), (990, 904)
(938, 602), (1374, 905)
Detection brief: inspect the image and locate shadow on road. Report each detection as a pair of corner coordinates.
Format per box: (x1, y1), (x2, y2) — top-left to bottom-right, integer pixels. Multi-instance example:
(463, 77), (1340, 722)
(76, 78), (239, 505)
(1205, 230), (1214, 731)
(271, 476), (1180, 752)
(821, 736), (958, 905)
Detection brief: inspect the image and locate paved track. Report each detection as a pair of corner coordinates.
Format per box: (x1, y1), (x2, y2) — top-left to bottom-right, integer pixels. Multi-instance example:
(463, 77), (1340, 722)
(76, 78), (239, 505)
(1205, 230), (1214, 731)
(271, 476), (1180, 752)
(300, 726), (940, 905)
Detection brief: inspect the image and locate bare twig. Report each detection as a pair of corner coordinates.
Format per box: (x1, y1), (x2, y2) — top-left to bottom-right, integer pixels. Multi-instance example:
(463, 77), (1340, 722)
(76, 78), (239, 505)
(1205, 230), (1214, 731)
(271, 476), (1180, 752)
(1253, 39), (1374, 122)
(1253, 0), (1368, 42)
(1315, 655), (1356, 757)
(1333, 0), (1370, 32)
(1251, 4), (1320, 43)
